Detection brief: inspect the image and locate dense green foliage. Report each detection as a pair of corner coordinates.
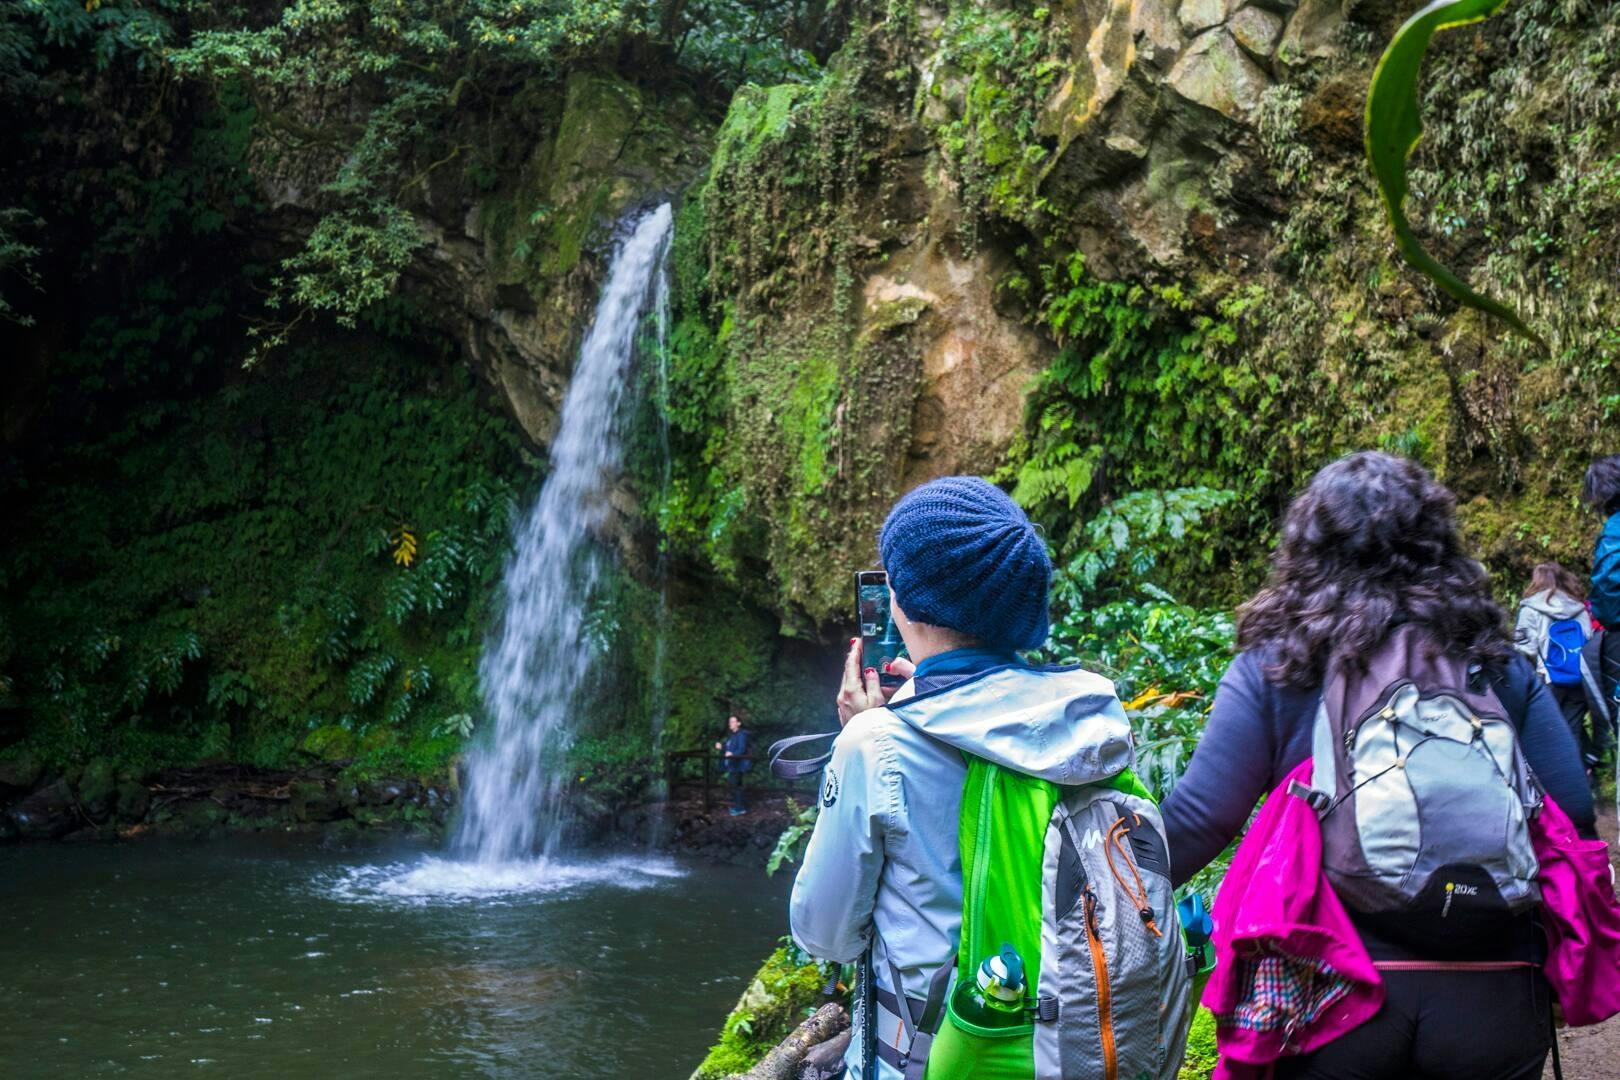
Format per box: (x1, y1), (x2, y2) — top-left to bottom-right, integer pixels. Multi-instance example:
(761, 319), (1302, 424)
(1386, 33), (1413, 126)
(1, 336), (527, 775)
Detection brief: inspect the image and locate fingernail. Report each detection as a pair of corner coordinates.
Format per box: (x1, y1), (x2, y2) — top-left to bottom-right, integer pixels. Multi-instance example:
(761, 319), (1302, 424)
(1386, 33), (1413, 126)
(882, 660), (891, 672)
(850, 637), (859, 646)
(866, 668), (876, 678)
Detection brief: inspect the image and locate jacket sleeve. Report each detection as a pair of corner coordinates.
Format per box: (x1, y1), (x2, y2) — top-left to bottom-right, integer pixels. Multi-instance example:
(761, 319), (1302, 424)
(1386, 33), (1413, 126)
(1161, 652), (1281, 889)
(1592, 524), (1620, 629)
(1512, 604), (1544, 678)
(1515, 669), (1598, 838)
(789, 712), (892, 963)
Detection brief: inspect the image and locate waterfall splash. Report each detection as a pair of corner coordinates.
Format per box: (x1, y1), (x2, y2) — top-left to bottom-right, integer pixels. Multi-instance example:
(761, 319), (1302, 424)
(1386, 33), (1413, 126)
(325, 207), (682, 902)
(340, 205), (679, 902)
(453, 203), (674, 865)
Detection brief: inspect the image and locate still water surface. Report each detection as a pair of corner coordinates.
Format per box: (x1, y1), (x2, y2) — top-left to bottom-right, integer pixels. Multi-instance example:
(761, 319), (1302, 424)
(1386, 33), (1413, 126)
(0, 837), (791, 1078)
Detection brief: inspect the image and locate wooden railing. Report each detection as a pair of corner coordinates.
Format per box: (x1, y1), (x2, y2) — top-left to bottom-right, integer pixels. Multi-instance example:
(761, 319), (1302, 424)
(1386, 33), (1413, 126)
(663, 749), (817, 811)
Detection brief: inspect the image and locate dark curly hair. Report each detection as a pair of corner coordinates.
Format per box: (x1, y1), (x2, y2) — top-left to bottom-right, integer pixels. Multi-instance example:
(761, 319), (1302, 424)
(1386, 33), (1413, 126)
(1236, 451), (1514, 689)
(1582, 455), (1620, 515)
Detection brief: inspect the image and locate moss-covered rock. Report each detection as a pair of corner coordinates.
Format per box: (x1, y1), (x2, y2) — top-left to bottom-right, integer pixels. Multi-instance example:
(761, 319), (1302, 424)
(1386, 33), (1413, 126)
(691, 946), (829, 1080)
(301, 725), (356, 763)
(290, 780), (345, 823)
(114, 780), (151, 822)
(0, 750), (44, 792)
(75, 757), (118, 819)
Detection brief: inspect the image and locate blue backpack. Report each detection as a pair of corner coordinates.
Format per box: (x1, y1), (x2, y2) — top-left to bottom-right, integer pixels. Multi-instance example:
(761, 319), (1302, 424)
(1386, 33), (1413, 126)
(1545, 617), (1587, 686)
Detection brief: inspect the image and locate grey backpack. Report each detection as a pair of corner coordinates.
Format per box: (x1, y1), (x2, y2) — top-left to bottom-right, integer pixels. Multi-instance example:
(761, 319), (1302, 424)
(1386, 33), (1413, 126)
(1299, 625), (1542, 938)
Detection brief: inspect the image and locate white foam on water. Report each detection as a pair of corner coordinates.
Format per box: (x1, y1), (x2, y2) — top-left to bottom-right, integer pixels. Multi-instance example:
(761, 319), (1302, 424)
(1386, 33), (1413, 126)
(322, 853), (685, 907)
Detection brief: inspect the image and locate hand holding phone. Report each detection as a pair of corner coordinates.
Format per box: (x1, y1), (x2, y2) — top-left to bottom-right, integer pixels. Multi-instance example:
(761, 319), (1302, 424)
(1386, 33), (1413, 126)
(856, 570), (908, 688)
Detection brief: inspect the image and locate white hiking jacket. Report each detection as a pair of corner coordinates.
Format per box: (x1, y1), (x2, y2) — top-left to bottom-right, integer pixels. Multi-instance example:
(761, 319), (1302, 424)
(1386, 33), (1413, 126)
(788, 665), (1134, 1080)
(1513, 590), (1586, 682)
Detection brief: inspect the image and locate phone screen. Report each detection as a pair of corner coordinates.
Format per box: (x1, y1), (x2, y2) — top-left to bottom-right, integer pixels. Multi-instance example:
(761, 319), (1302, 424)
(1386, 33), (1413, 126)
(856, 570), (907, 686)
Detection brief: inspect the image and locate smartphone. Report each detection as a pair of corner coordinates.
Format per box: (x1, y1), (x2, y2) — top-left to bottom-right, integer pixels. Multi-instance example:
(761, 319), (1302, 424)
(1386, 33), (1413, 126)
(856, 570), (907, 688)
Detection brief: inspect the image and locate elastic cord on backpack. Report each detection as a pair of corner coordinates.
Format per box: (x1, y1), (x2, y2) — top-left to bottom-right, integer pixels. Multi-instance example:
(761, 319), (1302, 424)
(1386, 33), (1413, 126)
(1104, 814), (1164, 939)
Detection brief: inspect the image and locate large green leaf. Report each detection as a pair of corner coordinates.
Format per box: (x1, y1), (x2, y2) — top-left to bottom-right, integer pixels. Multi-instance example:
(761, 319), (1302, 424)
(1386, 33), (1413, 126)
(1365, 0), (1546, 350)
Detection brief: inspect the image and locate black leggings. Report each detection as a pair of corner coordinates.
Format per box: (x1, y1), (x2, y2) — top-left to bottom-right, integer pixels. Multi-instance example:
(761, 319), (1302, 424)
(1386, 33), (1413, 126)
(1275, 966), (1552, 1080)
(1550, 681), (1602, 767)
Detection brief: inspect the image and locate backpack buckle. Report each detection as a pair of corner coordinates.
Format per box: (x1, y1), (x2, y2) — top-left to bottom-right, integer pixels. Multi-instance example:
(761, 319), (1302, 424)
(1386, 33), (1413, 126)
(1286, 779), (1331, 812)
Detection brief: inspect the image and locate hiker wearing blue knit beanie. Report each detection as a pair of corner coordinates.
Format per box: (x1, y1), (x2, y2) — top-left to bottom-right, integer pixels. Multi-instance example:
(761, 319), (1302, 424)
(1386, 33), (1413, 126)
(879, 475), (1052, 652)
(791, 477), (1158, 1080)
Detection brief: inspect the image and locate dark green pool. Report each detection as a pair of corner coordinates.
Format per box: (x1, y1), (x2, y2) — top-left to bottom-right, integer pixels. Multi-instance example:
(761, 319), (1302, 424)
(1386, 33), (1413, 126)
(0, 837), (790, 1078)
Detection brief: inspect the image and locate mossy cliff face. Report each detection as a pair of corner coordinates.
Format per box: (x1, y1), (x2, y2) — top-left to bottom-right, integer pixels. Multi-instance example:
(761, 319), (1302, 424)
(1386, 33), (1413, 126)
(248, 66), (712, 449)
(669, 0), (1620, 622)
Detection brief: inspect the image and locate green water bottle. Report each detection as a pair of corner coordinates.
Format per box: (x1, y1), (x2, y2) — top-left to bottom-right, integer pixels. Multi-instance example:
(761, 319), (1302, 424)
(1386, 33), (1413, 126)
(954, 943), (1027, 1029)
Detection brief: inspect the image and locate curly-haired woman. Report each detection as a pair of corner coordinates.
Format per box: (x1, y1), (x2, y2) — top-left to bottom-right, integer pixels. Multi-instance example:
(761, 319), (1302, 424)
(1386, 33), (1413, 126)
(1162, 451), (1596, 1080)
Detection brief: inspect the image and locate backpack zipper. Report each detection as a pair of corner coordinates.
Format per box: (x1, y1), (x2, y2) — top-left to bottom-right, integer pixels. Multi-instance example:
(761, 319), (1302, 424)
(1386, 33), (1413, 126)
(1083, 886), (1118, 1080)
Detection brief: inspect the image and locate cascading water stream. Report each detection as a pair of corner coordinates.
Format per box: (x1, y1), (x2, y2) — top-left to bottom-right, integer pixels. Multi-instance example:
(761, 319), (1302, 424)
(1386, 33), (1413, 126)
(451, 203), (674, 867)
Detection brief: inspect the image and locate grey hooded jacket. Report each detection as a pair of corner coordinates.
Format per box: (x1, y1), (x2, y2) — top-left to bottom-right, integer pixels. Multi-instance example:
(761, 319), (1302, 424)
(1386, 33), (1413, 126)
(788, 665), (1133, 1080)
(1513, 589), (1587, 682)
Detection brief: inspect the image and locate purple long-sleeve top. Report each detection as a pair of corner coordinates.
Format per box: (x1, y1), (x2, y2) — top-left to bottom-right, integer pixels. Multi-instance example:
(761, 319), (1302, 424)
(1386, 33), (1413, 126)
(1162, 648), (1598, 890)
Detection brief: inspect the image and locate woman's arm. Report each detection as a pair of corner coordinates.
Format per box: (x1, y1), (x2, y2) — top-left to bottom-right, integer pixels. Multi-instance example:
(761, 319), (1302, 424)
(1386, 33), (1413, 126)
(1161, 652), (1287, 889)
(1514, 668), (1598, 837)
(789, 713), (891, 962)
(1511, 604), (1541, 669)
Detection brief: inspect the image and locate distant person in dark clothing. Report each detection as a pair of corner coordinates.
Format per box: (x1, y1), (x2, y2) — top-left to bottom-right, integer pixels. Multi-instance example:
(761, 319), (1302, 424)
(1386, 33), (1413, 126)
(1161, 452), (1596, 1080)
(1583, 454), (1620, 629)
(1581, 457), (1620, 782)
(714, 715), (751, 816)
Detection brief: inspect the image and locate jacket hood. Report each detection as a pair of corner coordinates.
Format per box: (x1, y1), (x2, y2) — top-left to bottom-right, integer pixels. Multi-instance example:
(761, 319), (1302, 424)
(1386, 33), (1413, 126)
(888, 665), (1134, 785)
(1521, 590), (1587, 620)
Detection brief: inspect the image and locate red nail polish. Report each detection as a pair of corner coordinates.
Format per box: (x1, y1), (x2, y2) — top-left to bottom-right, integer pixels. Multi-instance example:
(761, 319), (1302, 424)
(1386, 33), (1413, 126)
(882, 660), (891, 673)
(865, 668), (876, 677)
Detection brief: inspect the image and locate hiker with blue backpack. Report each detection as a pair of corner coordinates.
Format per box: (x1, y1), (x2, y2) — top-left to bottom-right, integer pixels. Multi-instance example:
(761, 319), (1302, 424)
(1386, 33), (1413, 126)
(1161, 452), (1599, 1080)
(788, 477), (1191, 1080)
(1514, 562), (1601, 786)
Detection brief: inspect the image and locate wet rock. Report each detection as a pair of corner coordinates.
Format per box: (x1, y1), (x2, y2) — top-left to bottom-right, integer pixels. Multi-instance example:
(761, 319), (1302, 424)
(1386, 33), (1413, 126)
(290, 780), (345, 823)
(8, 778), (77, 839)
(77, 759), (118, 819)
(1230, 5), (1284, 57)
(363, 780), (407, 805)
(106, 780), (147, 822)
(1168, 28), (1273, 121)
(0, 749), (44, 792)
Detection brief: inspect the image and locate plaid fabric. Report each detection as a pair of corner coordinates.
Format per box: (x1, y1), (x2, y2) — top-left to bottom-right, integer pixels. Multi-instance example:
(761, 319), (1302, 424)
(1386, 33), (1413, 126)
(1215, 950), (1355, 1037)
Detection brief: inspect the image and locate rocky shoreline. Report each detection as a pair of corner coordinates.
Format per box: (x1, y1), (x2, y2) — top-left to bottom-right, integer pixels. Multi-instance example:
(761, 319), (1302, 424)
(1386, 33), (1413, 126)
(0, 753), (456, 845)
(0, 751), (805, 864)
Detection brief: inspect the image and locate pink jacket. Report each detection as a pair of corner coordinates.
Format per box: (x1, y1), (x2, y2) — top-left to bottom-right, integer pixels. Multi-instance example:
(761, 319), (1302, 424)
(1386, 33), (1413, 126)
(1535, 793), (1620, 1027)
(1202, 761), (1384, 1080)
(1203, 765), (1620, 1079)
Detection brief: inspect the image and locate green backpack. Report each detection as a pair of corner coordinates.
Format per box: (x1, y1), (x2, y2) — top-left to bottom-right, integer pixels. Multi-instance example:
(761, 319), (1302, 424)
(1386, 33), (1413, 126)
(893, 759), (1193, 1080)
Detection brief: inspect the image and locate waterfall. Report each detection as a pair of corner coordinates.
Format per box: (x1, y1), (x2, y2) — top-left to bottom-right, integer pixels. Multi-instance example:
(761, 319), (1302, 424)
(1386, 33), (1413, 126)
(453, 204), (674, 865)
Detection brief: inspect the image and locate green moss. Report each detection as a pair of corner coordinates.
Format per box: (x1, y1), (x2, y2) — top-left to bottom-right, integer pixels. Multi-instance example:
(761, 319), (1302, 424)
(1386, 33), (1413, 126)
(693, 946), (827, 1080)
(1177, 1007), (1219, 1080)
(302, 724), (357, 762)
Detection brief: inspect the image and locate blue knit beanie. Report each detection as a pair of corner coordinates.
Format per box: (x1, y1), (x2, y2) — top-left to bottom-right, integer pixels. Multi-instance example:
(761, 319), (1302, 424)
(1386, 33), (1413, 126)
(878, 476), (1052, 651)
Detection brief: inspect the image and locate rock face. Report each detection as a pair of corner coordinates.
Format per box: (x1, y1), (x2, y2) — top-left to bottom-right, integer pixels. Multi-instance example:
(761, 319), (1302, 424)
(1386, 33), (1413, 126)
(252, 69), (713, 450)
(1169, 29), (1274, 121)
(672, 0), (1620, 629)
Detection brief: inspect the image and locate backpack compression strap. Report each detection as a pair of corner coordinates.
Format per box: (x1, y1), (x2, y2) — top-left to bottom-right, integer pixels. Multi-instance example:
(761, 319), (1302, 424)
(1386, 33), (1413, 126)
(874, 950), (955, 1080)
